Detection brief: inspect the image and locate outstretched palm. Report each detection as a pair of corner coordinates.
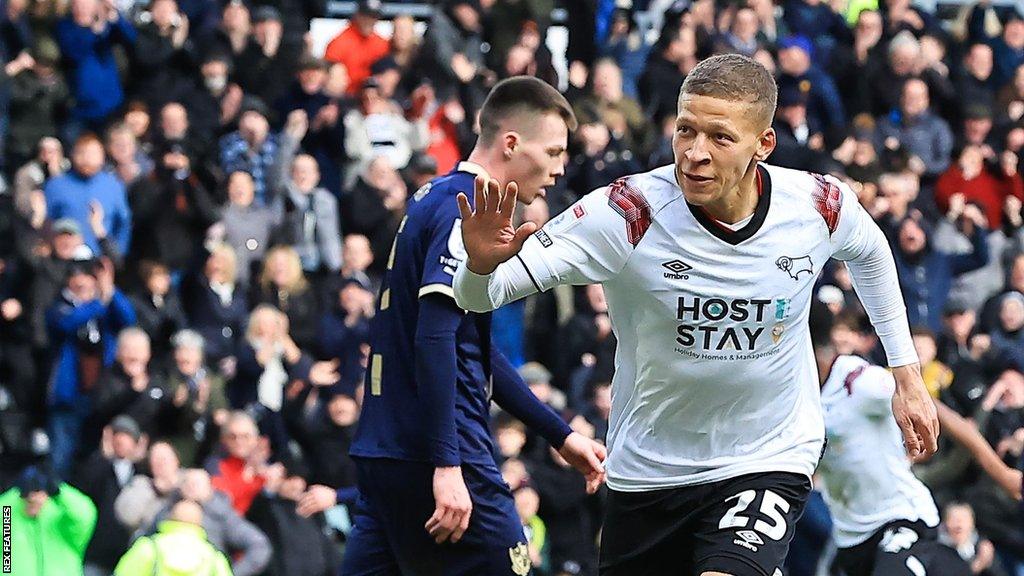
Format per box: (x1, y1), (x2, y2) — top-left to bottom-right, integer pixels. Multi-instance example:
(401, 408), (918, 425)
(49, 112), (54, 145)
(456, 176), (537, 275)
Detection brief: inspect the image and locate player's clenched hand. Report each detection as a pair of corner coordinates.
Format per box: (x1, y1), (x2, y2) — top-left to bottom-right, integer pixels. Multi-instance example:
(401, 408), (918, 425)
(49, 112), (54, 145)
(891, 364), (939, 462)
(456, 176), (537, 275)
(426, 466), (473, 544)
(557, 432), (607, 494)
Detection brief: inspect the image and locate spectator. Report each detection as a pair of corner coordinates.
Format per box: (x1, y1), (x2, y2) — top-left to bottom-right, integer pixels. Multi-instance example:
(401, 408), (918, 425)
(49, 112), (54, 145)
(45, 134), (133, 255)
(938, 502), (1006, 576)
(234, 6), (289, 106)
(5, 42), (67, 171)
(955, 43), (997, 119)
(989, 291), (1024, 370)
(893, 208), (989, 332)
(415, 0), (488, 98)
(323, 0), (389, 96)
(114, 440), (183, 538)
(74, 415), (146, 576)
(913, 326), (954, 398)
(183, 53), (244, 141)
(771, 84), (827, 171)
(936, 148), (1024, 230)
(342, 78), (430, 186)
(46, 258), (136, 476)
(245, 463), (341, 576)
(217, 170), (279, 287)
(514, 482), (548, 572)
(339, 233), (376, 294)
(163, 329), (229, 467)
(639, 23), (695, 126)
(282, 375), (359, 489)
(317, 276), (372, 387)
(13, 137), (68, 220)
(776, 35), (846, 132)
(0, 466), (97, 576)
(181, 243), (248, 365)
(88, 328), (169, 451)
(220, 99), (280, 206)
(55, 0), (137, 134)
(205, 410), (273, 515)
(129, 261), (188, 363)
(129, 122), (220, 273)
(830, 9), (885, 118)
(875, 78), (955, 179)
(0, 255), (36, 417)
(574, 58), (652, 157)
(114, 500), (233, 576)
(937, 296), (977, 368)
(270, 146), (344, 279)
(988, 11), (1024, 90)
(151, 468), (271, 576)
(567, 106), (644, 204)
(130, 0), (191, 110)
(341, 156), (408, 272)
(781, 0), (850, 65)
(254, 246), (321, 351)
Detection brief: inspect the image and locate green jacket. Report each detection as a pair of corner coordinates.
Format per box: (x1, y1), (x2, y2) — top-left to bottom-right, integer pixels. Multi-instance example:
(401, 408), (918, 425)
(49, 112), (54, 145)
(114, 520), (233, 576)
(0, 484), (97, 576)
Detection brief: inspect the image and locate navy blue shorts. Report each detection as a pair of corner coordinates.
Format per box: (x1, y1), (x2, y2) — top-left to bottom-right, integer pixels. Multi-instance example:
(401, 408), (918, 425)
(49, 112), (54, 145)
(339, 458), (531, 576)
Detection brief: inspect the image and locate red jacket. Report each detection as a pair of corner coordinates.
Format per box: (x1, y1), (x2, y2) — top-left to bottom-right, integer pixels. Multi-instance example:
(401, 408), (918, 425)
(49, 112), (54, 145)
(935, 166), (1024, 229)
(323, 25), (390, 95)
(210, 456), (265, 515)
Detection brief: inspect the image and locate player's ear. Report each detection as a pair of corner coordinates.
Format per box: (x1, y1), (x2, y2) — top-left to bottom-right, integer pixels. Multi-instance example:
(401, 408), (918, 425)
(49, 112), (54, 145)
(754, 127), (776, 162)
(503, 131), (521, 160)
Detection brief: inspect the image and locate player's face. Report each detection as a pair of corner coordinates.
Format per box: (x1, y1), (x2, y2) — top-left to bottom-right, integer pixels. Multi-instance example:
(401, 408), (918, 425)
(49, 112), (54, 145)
(673, 93), (774, 210)
(505, 112), (568, 204)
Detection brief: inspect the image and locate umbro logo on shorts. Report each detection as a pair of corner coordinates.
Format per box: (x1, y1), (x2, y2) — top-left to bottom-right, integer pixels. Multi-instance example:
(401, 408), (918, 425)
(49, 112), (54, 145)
(662, 259), (692, 280)
(732, 529), (764, 552)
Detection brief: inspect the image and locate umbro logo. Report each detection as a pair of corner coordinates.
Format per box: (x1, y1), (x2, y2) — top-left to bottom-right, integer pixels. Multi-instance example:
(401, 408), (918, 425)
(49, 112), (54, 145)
(732, 529), (764, 552)
(662, 260), (692, 280)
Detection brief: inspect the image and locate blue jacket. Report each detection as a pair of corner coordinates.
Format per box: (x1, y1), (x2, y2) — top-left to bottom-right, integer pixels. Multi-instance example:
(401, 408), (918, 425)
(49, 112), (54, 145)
(777, 68), (846, 131)
(894, 227), (989, 333)
(45, 170), (132, 255)
(46, 289), (136, 407)
(55, 14), (136, 122)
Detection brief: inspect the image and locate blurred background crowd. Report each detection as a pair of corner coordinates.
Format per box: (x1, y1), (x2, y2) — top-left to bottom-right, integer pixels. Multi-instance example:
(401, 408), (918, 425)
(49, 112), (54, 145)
(0, 0), (1022, 573)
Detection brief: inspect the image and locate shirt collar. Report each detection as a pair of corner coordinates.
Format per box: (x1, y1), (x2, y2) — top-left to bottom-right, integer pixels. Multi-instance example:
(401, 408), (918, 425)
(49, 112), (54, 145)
(456, 161), (492, 182)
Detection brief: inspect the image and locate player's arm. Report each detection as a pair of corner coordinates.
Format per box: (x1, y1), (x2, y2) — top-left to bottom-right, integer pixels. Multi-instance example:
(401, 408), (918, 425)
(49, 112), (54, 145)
(827, 175), (938, 460)
(491, 347), (606, 493)
(454, 176), (632, 313)
(934, 400), (1022, 501)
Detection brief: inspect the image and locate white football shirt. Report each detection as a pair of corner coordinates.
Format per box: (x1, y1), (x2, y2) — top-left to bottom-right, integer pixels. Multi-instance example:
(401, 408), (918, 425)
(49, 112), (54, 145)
(817, 354), (939, 548)
(454, 163), (917, 491)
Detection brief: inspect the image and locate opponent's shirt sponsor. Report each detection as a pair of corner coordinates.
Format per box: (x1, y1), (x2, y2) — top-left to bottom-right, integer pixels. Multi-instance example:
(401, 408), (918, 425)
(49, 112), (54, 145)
(817, 355), (939, 548)
(511, 163), (913, 491)
(350, 162), (496, 465)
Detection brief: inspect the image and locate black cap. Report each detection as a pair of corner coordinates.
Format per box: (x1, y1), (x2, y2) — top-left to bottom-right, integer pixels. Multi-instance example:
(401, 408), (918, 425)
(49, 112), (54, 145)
(964, 103), (993, 120)
(65, 259), (98, 280)
(356, 0), (383, 17)
(370, 55), (400, 75)
(16, 465), (59, 496)
(239, 96), (270, 118)
(252, 5), (281, 22)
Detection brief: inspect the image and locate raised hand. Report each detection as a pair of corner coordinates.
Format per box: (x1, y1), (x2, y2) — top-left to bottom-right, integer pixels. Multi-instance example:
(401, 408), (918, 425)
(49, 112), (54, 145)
(456, 176), (537, 275)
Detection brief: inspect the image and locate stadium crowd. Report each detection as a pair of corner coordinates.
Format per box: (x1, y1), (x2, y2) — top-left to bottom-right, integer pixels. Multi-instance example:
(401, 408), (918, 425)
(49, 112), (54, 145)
(0, 0), (1021, 573)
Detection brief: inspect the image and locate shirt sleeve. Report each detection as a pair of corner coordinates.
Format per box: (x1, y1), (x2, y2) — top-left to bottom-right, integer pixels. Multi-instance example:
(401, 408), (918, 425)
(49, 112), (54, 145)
(827, 175), (918, 367)
(454, 186), (637, 312)
(420, 198), (469, 300)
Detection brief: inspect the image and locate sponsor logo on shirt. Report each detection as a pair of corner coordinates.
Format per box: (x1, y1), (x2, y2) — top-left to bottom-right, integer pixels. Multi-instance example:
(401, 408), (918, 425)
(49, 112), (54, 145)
(673, 296), (788, 359)
(535, 229), (553, 247)
(662, 259), (692, 280)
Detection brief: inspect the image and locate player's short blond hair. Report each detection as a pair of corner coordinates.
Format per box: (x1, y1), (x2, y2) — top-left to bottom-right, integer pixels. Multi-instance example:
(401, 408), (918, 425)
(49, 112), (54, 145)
(680, 53), (778, 131)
